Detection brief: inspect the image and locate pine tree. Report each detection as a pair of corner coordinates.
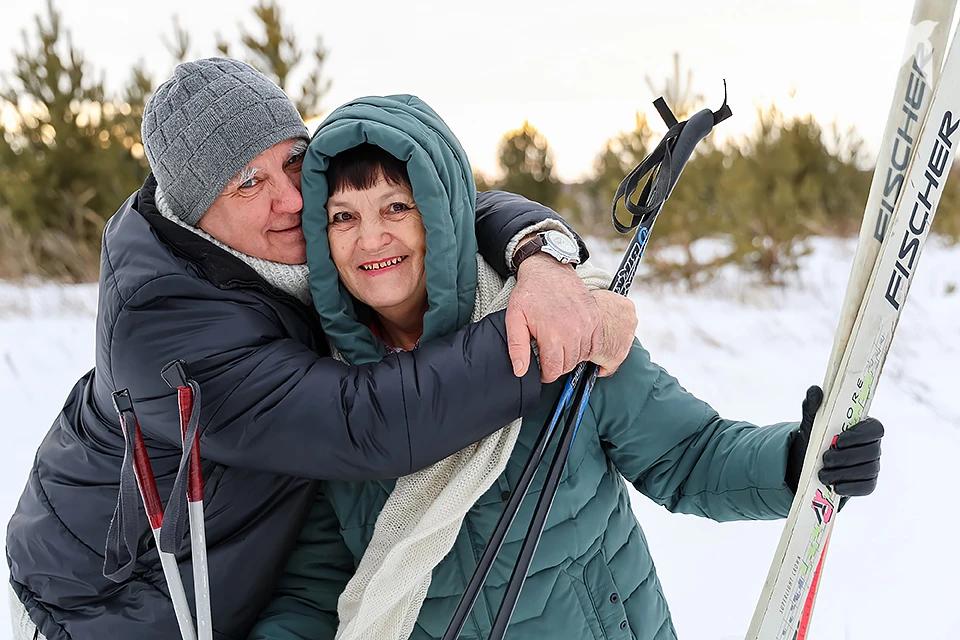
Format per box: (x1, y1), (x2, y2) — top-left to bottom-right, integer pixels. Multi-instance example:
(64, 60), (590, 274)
(719, 105), (870, 281)
(643, 140), (729, 285)
(473, 169), (495, 193)
(494, 121), (562, 212)
(582, 112), (654, 231)
(617, 56), (726, 284)
(162, 16), (191, 64)
(1, 0), (336, 281)
(227, 0), (331, 121)
(0, 0), (148, 279)
(645, 52), (703, 122)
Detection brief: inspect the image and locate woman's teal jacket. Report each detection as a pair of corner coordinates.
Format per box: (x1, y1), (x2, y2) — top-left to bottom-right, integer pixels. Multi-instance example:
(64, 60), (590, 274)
(249, 95), (798, 640)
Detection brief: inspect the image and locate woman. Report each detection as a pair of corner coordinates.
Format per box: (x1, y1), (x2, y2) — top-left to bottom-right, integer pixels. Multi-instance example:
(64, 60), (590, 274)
(250, 95), (884, 640)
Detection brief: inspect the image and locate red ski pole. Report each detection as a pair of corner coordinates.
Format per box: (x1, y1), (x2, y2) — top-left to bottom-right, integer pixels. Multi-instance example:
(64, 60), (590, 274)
(161, 360), (212, 640)
(112, 390), (198, 640)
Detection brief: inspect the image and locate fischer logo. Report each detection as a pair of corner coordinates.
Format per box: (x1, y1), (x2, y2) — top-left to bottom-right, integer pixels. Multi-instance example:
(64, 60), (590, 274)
(901, 20), (939, 78)
(876, 25), (937, 243)
(885, 110), (957, 310)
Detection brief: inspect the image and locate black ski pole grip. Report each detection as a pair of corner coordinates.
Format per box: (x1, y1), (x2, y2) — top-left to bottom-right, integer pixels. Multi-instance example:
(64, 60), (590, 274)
(160, 359), (191, 389)
(666, 81), (733, 196)
(666, 108), (717, 195)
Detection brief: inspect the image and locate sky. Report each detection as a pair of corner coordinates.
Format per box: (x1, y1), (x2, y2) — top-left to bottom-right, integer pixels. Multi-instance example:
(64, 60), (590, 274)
(0, 0), (953, 180)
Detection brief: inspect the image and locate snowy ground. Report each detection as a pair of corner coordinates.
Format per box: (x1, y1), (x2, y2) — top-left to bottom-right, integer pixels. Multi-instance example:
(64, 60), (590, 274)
(1, 237), (959, 640)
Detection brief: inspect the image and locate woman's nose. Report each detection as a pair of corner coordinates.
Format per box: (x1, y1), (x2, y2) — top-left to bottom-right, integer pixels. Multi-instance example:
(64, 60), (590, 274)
(357, 216), (390, 252)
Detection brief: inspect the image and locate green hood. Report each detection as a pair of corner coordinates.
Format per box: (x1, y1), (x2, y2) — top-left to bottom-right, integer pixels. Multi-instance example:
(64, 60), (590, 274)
(301, 95), (478, 364)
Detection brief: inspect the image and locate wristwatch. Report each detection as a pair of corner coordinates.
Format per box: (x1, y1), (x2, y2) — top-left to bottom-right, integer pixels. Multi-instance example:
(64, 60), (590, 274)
(511, 229), (581, 273)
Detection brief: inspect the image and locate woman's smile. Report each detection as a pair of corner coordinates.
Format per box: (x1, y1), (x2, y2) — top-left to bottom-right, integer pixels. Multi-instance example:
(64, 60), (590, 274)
(359, 255), (408, 274)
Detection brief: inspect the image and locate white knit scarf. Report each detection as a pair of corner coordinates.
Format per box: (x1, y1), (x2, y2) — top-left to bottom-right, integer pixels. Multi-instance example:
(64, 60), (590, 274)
(155, 186), (312, 305)
(333, 257), (611, 640)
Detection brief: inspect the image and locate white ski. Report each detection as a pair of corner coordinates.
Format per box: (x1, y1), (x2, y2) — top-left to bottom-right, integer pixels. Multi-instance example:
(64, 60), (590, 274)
(789, 1), (958, 634)
(824, 0), (956, 391)
(746, 2), (959, 638)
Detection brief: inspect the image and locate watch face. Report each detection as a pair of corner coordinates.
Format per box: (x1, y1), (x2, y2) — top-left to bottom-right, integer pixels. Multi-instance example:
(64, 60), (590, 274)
(544, 230), (579, 258)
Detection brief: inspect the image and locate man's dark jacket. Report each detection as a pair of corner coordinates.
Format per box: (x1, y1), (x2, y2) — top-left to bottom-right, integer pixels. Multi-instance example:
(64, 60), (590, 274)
(6, 176), (586, 640)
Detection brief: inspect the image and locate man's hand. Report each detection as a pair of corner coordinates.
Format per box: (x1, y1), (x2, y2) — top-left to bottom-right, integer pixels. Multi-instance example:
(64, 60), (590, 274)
(590, 290), (638, 377)
(505, 254), (637, 383)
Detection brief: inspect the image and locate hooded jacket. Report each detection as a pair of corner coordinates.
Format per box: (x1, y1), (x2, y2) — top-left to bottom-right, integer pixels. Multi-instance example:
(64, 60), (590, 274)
(5, 170), (586, 640)
(250, 95), (800, 640)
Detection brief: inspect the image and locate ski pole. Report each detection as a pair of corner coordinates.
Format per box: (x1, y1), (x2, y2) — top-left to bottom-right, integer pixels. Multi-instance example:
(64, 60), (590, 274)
(111, 390), (199, 640)
(441, 377), (582, 640)
(487, 97), (731, 640)
(161, 360), (213, 640)
(444, 89), (732, 640)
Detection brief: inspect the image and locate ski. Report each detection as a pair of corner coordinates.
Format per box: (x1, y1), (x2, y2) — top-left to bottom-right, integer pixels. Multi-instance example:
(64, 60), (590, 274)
(745, 2), (960, 638)
(824, 0), (956, 394)
(794, 0), (957, 634)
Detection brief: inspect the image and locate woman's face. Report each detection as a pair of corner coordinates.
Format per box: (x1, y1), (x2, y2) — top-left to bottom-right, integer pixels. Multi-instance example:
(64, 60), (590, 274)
(326, 172), (428, 316)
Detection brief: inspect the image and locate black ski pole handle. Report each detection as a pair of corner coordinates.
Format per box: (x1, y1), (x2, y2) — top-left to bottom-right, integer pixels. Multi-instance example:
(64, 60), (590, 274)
(665, 107), (718, 197)
(614, 83), (731, 234)
(664, 83), (732, 197)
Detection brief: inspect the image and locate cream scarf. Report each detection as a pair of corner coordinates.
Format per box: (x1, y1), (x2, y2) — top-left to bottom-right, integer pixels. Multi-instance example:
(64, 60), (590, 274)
(333, 256), (611, 640)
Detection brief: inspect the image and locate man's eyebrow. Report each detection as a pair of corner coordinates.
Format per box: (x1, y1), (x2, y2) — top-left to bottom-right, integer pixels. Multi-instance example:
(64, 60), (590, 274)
(230, 165), (261, 187)
(288, 139), (308, 160)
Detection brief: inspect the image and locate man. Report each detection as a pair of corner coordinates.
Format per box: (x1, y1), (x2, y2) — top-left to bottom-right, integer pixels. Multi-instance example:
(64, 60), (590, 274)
(5, 58), (638, 640)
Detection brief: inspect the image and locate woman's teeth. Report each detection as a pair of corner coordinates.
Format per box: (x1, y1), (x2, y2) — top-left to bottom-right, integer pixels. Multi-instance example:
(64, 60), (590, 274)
(360, 256), (406, 271)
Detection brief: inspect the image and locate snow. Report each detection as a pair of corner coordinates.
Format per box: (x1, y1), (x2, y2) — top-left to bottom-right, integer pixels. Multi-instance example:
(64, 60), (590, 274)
(1, 237), (959, 639)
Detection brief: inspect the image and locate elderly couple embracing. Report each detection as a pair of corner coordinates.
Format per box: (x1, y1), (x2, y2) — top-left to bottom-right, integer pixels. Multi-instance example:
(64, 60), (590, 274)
(6, 58), (885, 640)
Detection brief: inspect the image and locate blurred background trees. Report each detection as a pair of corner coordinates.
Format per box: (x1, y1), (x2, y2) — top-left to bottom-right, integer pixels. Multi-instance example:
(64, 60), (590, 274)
(489, 120), (563, 213)
(0, 0), (149, 280)
(0, 0), (329, 279)
(2, 1), (958, 284)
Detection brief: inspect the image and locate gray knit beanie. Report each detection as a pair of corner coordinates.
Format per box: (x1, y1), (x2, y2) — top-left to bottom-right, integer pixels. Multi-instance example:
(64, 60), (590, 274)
(141, 57), (310, 225)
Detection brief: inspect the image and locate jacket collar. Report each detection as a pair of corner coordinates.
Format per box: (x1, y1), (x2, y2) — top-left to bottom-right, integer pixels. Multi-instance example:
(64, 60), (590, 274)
(135, 173), (323, 337)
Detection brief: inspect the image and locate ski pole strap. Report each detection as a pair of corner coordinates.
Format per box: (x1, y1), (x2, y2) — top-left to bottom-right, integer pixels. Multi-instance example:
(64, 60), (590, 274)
(158, 361), (203, 555)
(653, 97), (679, 128)
(104, 390), (150, 582)
(612, 82), (732, 233)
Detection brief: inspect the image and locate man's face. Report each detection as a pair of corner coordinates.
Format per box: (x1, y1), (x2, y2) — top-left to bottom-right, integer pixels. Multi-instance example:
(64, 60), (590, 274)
(198, 139), (307, 264)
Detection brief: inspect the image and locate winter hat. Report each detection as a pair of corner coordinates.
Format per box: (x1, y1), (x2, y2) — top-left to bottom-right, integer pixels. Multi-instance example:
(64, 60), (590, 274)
(141, 57), (309, 225)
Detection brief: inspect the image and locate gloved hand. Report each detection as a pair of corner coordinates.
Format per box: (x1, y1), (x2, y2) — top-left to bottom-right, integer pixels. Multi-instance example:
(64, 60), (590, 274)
(785, 385), (884, 496)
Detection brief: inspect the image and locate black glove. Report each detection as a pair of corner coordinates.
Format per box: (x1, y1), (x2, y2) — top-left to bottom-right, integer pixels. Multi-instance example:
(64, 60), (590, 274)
(785, 385), (884, 496)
